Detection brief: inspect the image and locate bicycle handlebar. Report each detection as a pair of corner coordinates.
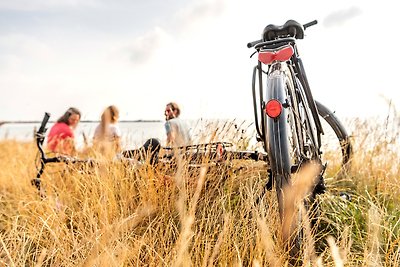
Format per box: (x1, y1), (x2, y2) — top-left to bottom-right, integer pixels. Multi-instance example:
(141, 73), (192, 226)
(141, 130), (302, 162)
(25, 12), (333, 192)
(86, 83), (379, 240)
(38, 112), (51, 134)
(247, 39), (262, 48)
(303, 20), (317, 30)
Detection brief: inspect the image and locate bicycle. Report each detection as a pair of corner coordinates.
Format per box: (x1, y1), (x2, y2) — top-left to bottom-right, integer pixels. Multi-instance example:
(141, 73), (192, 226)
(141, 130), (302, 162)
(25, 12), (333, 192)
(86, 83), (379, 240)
(247, 19), (352, 260)
(33, 113), (269, 196)
(32, 112), (94, 197)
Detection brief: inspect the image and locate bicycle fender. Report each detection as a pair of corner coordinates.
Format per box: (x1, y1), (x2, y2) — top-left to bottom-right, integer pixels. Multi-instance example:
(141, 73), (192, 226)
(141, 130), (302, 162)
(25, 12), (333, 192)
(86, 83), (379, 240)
(265, 72), (292, 178)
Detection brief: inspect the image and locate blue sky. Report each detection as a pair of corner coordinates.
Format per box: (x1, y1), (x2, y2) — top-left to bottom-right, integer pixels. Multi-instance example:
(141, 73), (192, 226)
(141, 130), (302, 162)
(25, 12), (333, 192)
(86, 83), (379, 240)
(0, 0), (398, 122)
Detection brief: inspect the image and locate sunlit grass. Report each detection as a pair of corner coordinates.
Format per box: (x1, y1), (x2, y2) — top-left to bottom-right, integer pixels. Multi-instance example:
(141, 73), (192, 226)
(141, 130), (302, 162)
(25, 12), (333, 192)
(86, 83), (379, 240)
(0, 114), (399, 266)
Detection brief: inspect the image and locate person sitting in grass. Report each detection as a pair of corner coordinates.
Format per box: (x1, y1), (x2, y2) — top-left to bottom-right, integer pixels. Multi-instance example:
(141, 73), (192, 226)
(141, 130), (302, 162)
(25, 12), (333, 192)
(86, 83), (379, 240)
(164, 102), (191, 148)
(93, 105), (122, 157)
(47, 107), (81, 155)
(122, 102), (192, 165)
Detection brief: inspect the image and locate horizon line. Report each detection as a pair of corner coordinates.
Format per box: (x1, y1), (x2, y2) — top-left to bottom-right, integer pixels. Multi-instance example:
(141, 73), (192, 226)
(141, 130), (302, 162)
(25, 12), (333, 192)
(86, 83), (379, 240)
(0, 119), (163, 125)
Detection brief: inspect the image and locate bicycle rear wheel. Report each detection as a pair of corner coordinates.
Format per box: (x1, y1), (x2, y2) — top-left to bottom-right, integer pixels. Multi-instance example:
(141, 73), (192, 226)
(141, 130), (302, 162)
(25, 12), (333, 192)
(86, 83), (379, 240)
(264, 68), (320, 261)
(264, 71), (293, 217)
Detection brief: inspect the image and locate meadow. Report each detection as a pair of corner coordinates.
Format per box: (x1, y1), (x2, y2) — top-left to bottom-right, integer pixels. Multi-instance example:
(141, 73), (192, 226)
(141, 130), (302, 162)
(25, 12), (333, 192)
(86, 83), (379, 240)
(0, 113), (399, 266)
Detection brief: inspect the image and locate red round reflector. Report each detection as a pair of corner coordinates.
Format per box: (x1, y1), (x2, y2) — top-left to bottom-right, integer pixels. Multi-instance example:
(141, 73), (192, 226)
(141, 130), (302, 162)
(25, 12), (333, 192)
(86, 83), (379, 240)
(265, 99), (282, 118)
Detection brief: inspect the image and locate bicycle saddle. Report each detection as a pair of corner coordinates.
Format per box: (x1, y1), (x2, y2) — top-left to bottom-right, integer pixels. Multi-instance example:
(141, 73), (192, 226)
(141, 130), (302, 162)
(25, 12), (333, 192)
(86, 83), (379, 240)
(262, 20), (304, 41)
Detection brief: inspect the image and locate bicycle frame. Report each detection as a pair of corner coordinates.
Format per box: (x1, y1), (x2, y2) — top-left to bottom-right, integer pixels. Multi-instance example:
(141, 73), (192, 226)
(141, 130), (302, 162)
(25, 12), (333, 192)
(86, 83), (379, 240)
(32, 113), (269, 195)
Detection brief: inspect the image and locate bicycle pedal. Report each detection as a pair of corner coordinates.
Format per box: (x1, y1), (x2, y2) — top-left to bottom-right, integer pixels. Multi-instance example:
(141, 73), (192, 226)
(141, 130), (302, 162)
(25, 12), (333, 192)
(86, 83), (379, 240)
(290, 165), (300, 173)
(31, 178), (41, 188)
(266, 169), (273, 190)
(339, 192), (351, 201)
(314, 178), (326, 195)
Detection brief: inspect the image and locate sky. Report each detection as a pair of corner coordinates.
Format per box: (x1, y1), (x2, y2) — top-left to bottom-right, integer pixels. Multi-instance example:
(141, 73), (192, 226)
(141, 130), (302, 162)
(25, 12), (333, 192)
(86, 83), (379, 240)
(0, 0), (399, 122)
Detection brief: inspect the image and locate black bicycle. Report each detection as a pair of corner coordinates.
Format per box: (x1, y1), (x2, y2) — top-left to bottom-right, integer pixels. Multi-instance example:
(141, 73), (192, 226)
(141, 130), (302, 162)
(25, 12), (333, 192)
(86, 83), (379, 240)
(33, 113), (268, 195)
(248, 19), (352, 259)
(32, 112), (94, 196)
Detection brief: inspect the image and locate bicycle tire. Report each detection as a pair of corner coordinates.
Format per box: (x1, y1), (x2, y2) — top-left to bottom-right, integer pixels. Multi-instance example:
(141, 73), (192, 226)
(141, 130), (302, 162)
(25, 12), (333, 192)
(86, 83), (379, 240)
(264, 69), (301, 258)
(264, 71), (292, 212)
(265, 67), (321, 260)
(315, 101), (352, 168)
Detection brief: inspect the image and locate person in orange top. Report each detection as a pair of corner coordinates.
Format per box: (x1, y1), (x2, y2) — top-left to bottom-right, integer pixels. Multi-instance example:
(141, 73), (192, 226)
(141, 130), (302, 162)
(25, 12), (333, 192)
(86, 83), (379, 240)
(47, 107), (81, 155)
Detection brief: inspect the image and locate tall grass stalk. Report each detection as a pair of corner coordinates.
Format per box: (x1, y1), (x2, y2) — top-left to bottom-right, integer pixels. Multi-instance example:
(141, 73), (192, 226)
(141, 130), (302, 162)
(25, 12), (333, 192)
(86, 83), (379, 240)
(0, 113), (399, 266)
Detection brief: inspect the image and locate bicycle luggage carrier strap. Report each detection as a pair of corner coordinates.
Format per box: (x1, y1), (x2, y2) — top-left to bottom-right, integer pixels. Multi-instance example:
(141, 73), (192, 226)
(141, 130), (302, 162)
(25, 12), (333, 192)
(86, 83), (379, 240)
(254, 37), (296, 50)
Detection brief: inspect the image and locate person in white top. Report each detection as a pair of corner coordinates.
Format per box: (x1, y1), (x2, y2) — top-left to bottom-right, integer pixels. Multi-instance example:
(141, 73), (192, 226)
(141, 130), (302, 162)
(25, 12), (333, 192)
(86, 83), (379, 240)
(93, 105), (122, 156)
(164, 102), (191, 147)
(121, 102), (191, 165)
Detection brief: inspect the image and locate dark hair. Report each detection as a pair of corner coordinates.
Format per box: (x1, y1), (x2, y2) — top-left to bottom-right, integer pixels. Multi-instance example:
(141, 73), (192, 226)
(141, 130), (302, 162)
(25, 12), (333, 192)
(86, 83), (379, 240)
(57, 107), (81, 125)
(167, 102), (180, 117)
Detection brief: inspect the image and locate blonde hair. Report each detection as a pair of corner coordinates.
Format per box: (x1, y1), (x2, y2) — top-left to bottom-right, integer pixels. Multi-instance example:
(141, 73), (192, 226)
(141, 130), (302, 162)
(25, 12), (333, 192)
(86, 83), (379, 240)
(102, 105), (119, 123)
(93, 105), (121, 156)
(99, 105), (119, 138)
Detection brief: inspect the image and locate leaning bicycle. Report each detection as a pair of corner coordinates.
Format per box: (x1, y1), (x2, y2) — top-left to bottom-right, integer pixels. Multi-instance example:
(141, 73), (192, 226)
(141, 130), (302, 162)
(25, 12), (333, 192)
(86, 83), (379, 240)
(248, 19), (352, 260)
(32, 112), (95, 197)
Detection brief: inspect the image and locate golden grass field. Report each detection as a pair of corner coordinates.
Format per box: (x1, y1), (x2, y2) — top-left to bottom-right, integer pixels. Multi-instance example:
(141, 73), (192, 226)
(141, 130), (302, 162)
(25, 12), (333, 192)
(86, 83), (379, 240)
(0, 114), (399, 266)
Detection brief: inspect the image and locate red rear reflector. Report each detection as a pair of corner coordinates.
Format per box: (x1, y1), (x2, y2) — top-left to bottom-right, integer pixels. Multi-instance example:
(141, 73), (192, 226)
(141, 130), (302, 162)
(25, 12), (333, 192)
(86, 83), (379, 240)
(258, 45), (294, 65)
(265, 99), (282, 118)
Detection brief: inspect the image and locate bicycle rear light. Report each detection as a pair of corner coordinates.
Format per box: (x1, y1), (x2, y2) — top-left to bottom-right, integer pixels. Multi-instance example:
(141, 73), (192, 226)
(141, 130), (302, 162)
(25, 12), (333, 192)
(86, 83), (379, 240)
(258, 45), (294, 65)
(265, 99), (282, 118)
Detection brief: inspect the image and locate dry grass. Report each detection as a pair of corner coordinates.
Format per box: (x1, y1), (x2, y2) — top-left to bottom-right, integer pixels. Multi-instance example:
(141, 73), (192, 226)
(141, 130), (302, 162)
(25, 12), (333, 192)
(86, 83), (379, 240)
(0, 114), (399, 266)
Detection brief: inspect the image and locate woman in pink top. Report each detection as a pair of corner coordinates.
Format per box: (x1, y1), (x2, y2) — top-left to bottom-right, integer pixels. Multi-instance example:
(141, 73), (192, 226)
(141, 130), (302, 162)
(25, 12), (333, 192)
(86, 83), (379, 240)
(47, 107), (81, 155)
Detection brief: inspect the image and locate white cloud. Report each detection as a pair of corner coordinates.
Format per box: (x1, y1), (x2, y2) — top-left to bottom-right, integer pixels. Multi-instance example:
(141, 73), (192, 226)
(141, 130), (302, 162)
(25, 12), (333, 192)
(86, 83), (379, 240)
(0, 0), (399, 123)
(174, 0), (226, 26)
(323, 6), (363, 27)
(125, 27), (173, 65)
(0, 34), (55, 68)
(0, 0), (100, 11)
